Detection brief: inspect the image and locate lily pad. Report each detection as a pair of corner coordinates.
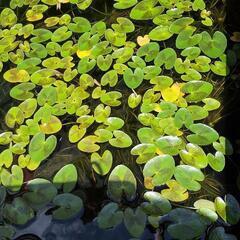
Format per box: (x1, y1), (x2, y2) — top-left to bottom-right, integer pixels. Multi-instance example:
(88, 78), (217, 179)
(53, 164), (78, 193)
(199, 31), (227, 58)
(91, 150), (113, 176)
(174, 165), (204, 191)
(149, 25), (173, 41)
(123, 67), (144, 89)
(52, 193), (83, 220)
(109, 130), (132, 148)
(108, 164), (137, 202)
(143, 155), (175, 187)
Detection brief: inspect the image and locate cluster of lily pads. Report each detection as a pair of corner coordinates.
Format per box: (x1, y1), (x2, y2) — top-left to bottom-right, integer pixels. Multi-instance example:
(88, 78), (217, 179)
(0, 0), (239, 239)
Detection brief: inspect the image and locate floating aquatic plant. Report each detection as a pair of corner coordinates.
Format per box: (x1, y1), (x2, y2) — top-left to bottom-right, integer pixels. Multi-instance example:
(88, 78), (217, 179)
(0, 0), (239, 239)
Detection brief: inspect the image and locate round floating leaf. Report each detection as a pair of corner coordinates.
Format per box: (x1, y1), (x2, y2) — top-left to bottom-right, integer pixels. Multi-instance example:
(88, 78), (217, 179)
(181, 47), (201, 60)
(69, 125), (86, 143)
(31, 28), (52, 43)
(174, 165), (204, 191)
(97, 202), (123, 229)
(19, 98), (37, 118)
(187, 105), (209, 120)
(0, 8), (17, 27)
(137, 42), (160, 62)
(150, 76), (173, 91)
(40, 115), (62, 134)
(207, 151), (225, 172)
(123, 67), (144, 89)
(53, 164), (78, 193)
(215, 197), (226, 221)
(114, 0), (137, 9)
(213, 136), (233, 155)
(0, 149), (13, 168)
(28, 133), (57, 170)
(100, 91), (122, 107)
(199, 31), (227, 58)
(51, 26), (72, 42)
(149, 25), (173, 41)
(161, 179), (189, 202)
(181, 80), (213, 102)
(23, 178), (57, 210)
(112, 17), (135, 33)
(169, 17), (194, 34)
(10, 82), (36, 101)
(156, 136), (183, 156)
(124, 207), (147, 238)
(1, 165), (23, 192)
(174, 108), (193, 128)
(143, 155), (175, 187)
(131, 143), (157, 164)
(105, 117), (124, 131)
(3, 197), (34, 225)
(101, 70), (118, 87)
(167, 208), (208, 240)
(179, 143), (208, 169)
(130, 0), (164, 20)
(68, 17), (91, 33)
(141, 191), (172, 215)
(154, 48), (177, 69)
(77, 135), (100, 153)
(91, 150), (113, 176)
(192, 0), (206, 11)
(5, 107), (24, 128)
(211, 60), (229, 76)
(4, 68), (30, 83)
(197, 208), (218, 222)
(52, 193), (83, 220)
(209, 227), (237, 240)
(202, 98), (221, 111)
(108, 164), (137, 202)
(225, 194), (240, 225)
(97, 55), (113, 71)
(128, 93), (142, 109)
(187, 123), (219, 146)
(109, 130), (132, 148)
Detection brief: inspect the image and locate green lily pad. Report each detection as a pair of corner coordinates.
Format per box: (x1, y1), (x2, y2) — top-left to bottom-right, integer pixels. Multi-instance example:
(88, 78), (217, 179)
(192, 0), (206, 11)
(53, 164), (78, 193)
(181, 80), (213, 102)
(3, 197), (34, 225)
(108, 164), (137, 202)
(131, 143), (156, 164)
(137, 42), (159, 62)
(1, 165), (23, 192)
(143, 155), (175, 187)
(128, 93), (142, 109)
(77, 57), (96, 74)
(91, 150), (113, 176)
(100, 91), (122, 107)
(174, 165), (204, 191)
(149, 25), (173, 41)
(154, 48), (177, 69)
(187, 105), (209, 120)
(187, 123), (219, 146)
(68, 17), (91, 33)
(213, 136), (233, 155)
(101, 70), (118, 87)
(105, 29), (126, 47)
(167, 208), (208, 240)
(225, 194), (240, 225)
(123, 67), (144, 89)
(169, 17), (194, 34)
(130, 0), (164, 20)
(51, 26), (72, 42)
(31, 28), (52, 43)
(19, 98), (37, 118)
(114, 0), (137, 9)
(124, 207), (147, 238)
(109, 130), (132, 148)
(97, 55), (113, 71)
(141, 191), (172, 215)
(180, 143), (208, 169)
(112, 17), (135, 33)
(23, 178), (57, 210)
(176, 28), (202, 49)
(10, 82), (36, 101)
(199, 31), (227, 58)
(211, 60), (229, 76)
(28, 133), (57, 170)
(209, 227), (237, 240)
(155, 136), (183, 156)
(207, 151), (225, 172)
(181, 47), (201, 60)
(0, 149), (13, 168)
(97, 202), (123, 229)
(5, 107), (25, 128)
(52, 193), (83, 220)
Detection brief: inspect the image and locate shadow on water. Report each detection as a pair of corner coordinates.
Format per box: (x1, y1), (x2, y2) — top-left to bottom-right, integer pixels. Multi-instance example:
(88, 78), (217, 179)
(218, 0), (240, 236)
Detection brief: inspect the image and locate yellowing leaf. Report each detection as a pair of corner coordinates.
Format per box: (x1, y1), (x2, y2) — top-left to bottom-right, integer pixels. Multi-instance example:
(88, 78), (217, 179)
(137, 35), (150, 46)
(161, 83), (183, 102)
(40, 115), (62, 134)
(77, 49), (92, 58)
(144, 177), (154, 190)
(161, 179), (189, 202)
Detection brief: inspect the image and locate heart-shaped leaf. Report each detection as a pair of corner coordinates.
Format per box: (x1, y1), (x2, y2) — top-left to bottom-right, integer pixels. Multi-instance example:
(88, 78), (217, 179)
(52, 193), (83, 220)
(143, 155), (175, 187)
(123, 67), (144, 89)
(174, 165), (204, 191)
(108, 164), (137, 202)
(53, 164), (78, 193)
(109, 130), (132, 148)
(91, 150), (113, 176)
